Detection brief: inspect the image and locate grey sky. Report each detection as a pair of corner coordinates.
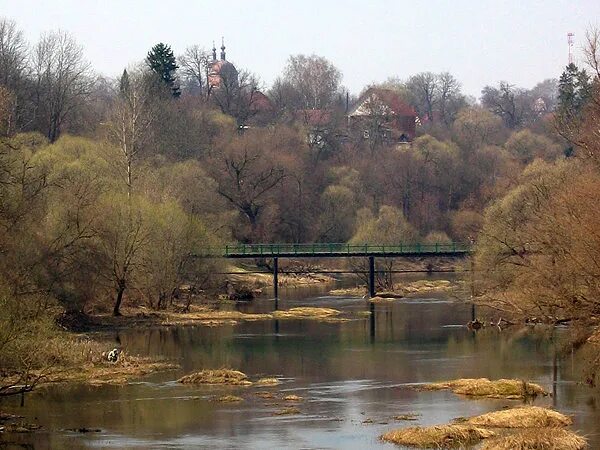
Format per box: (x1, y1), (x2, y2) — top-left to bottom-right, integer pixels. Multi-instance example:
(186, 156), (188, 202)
(1, 0), (598, 97)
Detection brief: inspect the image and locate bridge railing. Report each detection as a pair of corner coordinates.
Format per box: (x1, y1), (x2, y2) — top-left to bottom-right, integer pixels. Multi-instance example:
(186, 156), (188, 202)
(195, 242), (472, 257)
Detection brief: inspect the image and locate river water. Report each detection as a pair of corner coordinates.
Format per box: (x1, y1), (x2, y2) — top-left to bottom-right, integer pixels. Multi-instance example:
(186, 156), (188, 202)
(2, 279), (599, 449)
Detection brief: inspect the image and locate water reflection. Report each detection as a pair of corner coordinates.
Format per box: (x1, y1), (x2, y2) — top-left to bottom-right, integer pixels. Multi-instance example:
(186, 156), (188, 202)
(1, 281), (599, 449)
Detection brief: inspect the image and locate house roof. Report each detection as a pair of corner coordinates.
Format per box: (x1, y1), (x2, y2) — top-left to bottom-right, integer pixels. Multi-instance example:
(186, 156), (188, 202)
(349, 88), (416, 117)
(294, 109), (333, 127)
(250, 91), (274, 112)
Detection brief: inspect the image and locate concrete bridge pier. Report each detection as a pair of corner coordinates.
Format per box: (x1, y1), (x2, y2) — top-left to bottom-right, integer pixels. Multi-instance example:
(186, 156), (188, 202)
(369, 256), (375, 298)
(273, 257), (279, 299)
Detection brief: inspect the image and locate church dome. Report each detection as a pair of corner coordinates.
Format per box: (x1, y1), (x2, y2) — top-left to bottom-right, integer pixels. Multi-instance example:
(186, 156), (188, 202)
(208, 39), (238, 89)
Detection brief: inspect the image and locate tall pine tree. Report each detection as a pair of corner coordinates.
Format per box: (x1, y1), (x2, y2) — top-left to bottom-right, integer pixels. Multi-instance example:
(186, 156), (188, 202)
(146, 43), (180, 98)
(558, 63), (591, 118)
(119, 69), (130, 96)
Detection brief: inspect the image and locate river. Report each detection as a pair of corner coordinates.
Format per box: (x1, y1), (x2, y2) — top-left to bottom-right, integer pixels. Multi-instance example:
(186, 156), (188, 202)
(2, 278), (599, 449)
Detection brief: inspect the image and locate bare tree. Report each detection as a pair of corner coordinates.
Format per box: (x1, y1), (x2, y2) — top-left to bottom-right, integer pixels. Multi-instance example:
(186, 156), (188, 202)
(583, 27), (600, 79)
(406, 72), (438, 120)
(437, 72), (464, 125)
(0, 18), (27, 88)
(268, 76), (302, 116)
(109, 67), (161, 195)
(212, 68), (262, 128)
(282, 54), (342, 109)
(0, 18), (30, 132)
(178, 45), (210, 97)
(31, 30), (92, 141)
(211, 132), (286, 241)
(481, 82), (533, 129)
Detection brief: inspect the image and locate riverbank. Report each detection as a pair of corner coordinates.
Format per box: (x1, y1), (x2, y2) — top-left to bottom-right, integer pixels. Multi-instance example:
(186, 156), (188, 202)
(0, 337), (179, 394)
(86, 304), (365, 330)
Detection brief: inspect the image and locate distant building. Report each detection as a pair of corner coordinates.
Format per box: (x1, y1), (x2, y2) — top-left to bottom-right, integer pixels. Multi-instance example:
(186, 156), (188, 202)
(208, 39), (239, 90)
(295, 109), (335, 148)
(347, 88), (417, 143)
(207, 39), (274, 126)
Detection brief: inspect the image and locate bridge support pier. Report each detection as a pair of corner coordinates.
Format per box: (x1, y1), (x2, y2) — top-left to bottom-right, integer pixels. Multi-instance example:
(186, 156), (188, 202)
(368, 256), (375, 298)
(273, 257), (279, 299)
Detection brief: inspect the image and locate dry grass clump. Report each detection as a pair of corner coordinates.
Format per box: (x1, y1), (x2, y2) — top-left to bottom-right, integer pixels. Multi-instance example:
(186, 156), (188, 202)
(255, 377), (280, 385)
(393, 413), (420, 421)
(380, 424), (495, 448)
(162, 308), (271, 324)
(0, 421), (42, 433)
(35, 346), (179, 385)
(283, 395), (303, 401)
(198, 319), (239, 327)
(422, 378), (548, 399)
(480, 428), (587, 450)
(255, 391), (275, 399)
(178, 369), (252, 386)
(329, 287), (367, 297)
(369, 296), (398, 303)
(330, 280), (455, 298)
(216, 395), (243, 402)
(465, 406), (572, 428)
(398, 280), (453, 294)
(587, 329), (600, 344)
(272, 307), (340, 320)
(272, 407), (301, 415)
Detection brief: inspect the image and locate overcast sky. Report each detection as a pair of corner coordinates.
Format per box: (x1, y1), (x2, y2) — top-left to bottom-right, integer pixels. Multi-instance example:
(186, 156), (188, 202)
(1, 0), (598, 97)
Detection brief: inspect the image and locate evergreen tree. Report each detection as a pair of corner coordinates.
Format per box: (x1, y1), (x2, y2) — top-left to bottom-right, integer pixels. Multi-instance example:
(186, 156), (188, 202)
(146, 43), (180, 98)
(119, 69), (130, 97)
(557, 63), (590, 118)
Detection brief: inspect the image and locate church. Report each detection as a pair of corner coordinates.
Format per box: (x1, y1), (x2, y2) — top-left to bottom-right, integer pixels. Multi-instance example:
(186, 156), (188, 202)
(208, 39), (239, 90)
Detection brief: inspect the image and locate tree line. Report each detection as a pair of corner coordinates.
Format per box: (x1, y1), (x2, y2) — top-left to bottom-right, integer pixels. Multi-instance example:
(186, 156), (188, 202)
(474, 29), (600, 384)
(0, 16), (590, 319)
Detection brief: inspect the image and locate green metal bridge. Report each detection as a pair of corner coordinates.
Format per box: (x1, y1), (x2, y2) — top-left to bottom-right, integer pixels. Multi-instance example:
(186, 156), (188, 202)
(198, 242), (472, 258)
(195, 242), (472, 299)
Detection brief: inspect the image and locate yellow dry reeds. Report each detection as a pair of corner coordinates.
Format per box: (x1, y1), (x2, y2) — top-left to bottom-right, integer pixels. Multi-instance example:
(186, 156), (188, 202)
(393, 413), (420, 421)
(380, 424), (495, 448)
(283, 395), (303, 401)
(255, 377), (280, 385)
(178, 369), (252, 385)
(421, 378), (548, 399)
(272, 407), (301, 415)
(329, 287), (367, 296)
(216, 395), (243, 402)
(465, 406), (572, 428)
(588, 329), (600, 344)
(272, 307), (340, 319)
(480, 428), (587, 450)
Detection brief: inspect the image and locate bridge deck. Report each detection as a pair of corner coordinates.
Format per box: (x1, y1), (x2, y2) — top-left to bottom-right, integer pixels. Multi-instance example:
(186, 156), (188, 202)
(196, 243), (472, 258)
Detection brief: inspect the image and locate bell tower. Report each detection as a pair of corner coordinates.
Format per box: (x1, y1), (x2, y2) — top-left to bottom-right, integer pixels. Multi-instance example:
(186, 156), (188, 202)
(220, 37), (226, 61)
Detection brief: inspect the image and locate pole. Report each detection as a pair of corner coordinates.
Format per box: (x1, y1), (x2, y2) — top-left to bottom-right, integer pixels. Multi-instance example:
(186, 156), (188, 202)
(369, 301), (376, 342)
(470, 257), (476, 321)
(273, 257), (279, 300)
(369, 256), (375, 298)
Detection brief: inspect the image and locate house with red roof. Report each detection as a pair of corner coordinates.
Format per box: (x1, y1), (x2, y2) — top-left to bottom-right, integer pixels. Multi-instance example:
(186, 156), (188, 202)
(347, 88), (417, 143)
